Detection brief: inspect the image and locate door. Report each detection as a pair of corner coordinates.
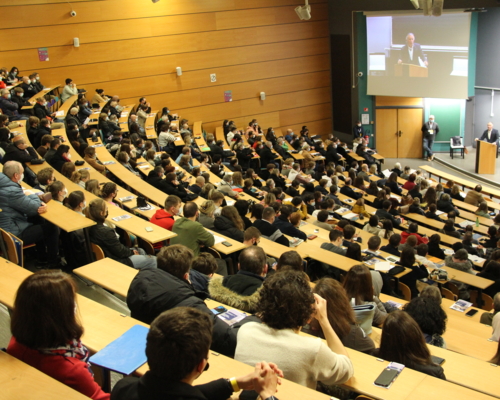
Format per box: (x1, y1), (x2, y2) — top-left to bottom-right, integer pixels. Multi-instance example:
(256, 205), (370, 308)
(376, 109), (398, 158)
(376, 108), (423, 158)
(397, 109), (423, 158)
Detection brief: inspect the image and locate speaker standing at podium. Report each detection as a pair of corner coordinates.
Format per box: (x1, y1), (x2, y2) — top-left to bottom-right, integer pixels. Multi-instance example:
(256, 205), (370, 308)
(422, 115), (439, 161)
(477, 122), (499, 144)
(397, 33), (428, 67)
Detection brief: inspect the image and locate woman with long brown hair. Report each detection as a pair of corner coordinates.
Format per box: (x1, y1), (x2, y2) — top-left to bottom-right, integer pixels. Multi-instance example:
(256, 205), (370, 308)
(343, 264), (387, 326)
(213, 205), (244, 242)
(7, 271), (110, 399)
(375, 311), (446, 379)
(310, 278), (375, 354)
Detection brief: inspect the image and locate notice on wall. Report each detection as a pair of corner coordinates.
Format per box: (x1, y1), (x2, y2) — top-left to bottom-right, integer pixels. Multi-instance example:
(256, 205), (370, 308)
(38, 48), (49, 62)
(361, 113), (370, 125)
(224, 90), (232, 102)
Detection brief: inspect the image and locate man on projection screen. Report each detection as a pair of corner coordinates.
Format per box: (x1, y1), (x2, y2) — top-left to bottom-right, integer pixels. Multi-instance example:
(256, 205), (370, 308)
(398, 33), (428, 67)
(422, 115), (439, 161)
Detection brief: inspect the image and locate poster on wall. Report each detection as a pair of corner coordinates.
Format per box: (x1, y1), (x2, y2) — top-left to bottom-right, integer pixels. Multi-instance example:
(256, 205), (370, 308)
(224, 90), (232, 102)
(38, 48), (49, 62)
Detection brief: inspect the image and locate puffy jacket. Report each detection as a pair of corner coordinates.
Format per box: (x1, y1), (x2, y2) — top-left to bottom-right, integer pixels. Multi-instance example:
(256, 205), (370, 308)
(0, 173), (41, 236)
(0, 97), (19, 118)
(88, 223), (134, 267)
(209, 273), (263, 313)
(127, 267), (237, 357)
(213, 215), (244, 242)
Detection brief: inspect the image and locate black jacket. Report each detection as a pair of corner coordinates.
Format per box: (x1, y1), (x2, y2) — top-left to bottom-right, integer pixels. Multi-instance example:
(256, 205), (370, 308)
(33, 126), (52, 149)
(273, 217), (307, 240)
(386, 180), (402, 195)
(223, 270), (264, 296)
(65, 114), (82, 129)
(88, 223), (134, 267)
(147, 174), (172, 194)
(427, 242), (445, 259)
(48, 152), (70, 173)
(20, 82), (37, 98)
(437, 199), (457, 215)
(213, 215), (244, 242)
(380, 244), (401, 256)
(1, 144), (37, 166)
(259, 146), (277, 167)
(273, 143), (288, 159)
(397, 262), (429, 298)
(11, 94), (31, 111)
(236, 147), (253, 169)
(127, 268), (237, 356)
(409, 204), (425, 215)
(111, 374), (233, 400)
(164, 181), (188, 201)
(375, 208), (401, 228)
(33, 103), (51, 120)
(325, 146), (341, 164)
(285, 186), (300, 197)
(253, 219), (289, 247)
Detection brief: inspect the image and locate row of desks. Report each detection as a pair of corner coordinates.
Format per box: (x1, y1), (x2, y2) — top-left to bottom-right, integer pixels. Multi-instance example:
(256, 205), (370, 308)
(72, 258), (499, 399)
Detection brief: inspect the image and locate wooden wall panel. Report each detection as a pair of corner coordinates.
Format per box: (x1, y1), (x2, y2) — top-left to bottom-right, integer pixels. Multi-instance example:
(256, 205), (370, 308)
(1, 0), (332, 137)
(0, 21), (329, 72)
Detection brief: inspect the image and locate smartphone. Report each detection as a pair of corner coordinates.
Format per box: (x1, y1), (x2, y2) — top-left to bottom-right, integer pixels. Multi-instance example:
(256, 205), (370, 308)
(374, 367), (400, 388)
(465, 309), (478, 317)
(431, 355), (445, 365)
(211, 306), (228, 315)
(222, 241), (233, 247)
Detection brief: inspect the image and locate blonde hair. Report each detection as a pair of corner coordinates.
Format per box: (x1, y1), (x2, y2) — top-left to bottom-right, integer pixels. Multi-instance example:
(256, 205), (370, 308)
(199, 200), (216, 218)
(79, 170), (90, 181)
(70, 171), (81, 183)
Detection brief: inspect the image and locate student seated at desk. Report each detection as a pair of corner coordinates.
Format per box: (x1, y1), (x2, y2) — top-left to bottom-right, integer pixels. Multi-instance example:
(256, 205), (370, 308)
(87, 198), (157, 269)
(314, 210), (335, 232)
(373, 311), (446, 380)
(308, 278), (375, 354)
(127, 245), (236, 355)
(8, 271), (110, 400)
(209, 246), (266, 313)
(401, 222), (429, 246)
(404, 296), (447, 349)
(253, 206), (289, 247)
(343, 265), (387, 326)
(213, 206), (245, 242)
(112, 307), (280, 400)
(150, 195), (182, 251)
(363, 215), (381, 235)
(189, 253), (218, 293)
(48, 144), (72, 173)
(235, 270), (353, 389)
(380, 233), (402, 256)
(396, 248), (429, 298)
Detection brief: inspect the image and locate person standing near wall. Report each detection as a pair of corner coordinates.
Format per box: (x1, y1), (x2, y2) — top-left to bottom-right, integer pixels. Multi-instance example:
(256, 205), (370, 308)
(422, 115), (439, 161)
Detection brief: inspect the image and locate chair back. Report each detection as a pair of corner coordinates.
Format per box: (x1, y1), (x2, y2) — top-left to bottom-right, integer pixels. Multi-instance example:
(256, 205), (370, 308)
(440, 287), (457, 301)
(0, 228), (22, 266)
(91, 243), (105, 261)
(398, 281), (412, 301)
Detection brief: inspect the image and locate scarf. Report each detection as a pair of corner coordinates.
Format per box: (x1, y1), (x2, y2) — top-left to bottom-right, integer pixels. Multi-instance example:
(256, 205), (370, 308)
(40, 339), (93, 374)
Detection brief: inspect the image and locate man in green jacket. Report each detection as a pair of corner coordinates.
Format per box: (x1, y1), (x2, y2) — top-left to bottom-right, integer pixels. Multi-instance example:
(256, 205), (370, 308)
(171, 202), (228, 274)
(171, 202), (214, 256)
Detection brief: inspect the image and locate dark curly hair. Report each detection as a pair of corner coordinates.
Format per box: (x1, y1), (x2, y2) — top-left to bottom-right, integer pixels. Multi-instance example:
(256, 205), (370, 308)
(257, 270), (314, 330)
(404, 296), (447, 336)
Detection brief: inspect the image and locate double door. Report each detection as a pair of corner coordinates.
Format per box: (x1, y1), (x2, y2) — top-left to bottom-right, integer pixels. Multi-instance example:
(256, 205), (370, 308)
(375, 108), (423, 159)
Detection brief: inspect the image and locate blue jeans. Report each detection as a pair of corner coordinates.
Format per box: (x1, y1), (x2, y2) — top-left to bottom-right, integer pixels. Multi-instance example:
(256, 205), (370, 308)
(129, 248), (157, 269)
(423, 138), (434, 157)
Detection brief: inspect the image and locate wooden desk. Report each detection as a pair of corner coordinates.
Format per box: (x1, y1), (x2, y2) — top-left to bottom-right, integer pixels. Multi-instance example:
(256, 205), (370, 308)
(144, 110), (158, 140)
(0, 351), (90, 400)
(56, 94), (78, 118)
(21, 86), (60, 110)
(420, 165), (500, 202)
(405, 212), (488, 236)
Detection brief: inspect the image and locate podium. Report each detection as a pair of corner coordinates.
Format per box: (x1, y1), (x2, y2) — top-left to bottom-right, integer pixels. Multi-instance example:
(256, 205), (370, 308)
(394, 63), (428, 77)
(475, 140), (497, 175)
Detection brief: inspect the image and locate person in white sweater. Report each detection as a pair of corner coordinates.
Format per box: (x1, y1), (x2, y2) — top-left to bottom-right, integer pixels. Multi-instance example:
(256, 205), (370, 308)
(235, 270), (354, 389)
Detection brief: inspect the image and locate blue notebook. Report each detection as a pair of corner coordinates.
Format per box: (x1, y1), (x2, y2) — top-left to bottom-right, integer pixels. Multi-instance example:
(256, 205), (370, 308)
(89, 325), (149, 375)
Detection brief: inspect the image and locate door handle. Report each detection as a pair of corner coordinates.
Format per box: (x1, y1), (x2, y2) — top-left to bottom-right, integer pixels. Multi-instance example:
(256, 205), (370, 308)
(399, 131), (402, 137)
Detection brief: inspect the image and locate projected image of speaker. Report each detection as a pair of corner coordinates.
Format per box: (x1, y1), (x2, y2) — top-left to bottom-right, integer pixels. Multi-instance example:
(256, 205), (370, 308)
(365, 12), (471, 99)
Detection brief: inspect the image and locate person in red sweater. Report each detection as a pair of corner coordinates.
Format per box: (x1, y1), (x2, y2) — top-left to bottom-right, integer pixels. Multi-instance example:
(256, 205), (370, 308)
(400, 222), (429, 246)
(150, 195), (182, 250)
(7, 270), (109, 400)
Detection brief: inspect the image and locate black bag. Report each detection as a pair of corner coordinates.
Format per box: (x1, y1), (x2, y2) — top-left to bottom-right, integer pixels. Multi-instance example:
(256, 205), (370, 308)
(30, 158), (45, 165)
(186, 193), (198, 201)
(388, 266), (406, 276)
(451, 136), (462, 146)
(136, 195), (148, 208)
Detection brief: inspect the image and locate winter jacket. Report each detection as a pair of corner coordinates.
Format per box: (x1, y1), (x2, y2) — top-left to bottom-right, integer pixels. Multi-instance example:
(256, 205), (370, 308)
(171, 217), (214, 257)
(127, 268), (237, 357)
(253, 219), (289, 247)
(208, 273), (263, 313)
(273, 217), (307, 240)
(213, 215), (244, 242)
(1, 143), (37, 166)
(0, 173), (41, 236)
(88, 223), (134, 268)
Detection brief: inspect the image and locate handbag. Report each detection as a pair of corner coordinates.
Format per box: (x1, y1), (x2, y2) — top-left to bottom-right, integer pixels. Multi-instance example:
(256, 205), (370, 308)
(429, 268), (449, 281)
(387, 266), (405, 276)
(351, 300), (376, 334)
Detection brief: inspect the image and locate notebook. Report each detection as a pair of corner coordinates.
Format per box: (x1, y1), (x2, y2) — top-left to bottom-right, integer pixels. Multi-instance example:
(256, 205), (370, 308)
(89, 325), (149, 375)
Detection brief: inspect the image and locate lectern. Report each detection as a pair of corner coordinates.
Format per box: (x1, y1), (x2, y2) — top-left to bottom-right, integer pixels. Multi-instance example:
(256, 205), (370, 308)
(475, 140), (497, 175)
(394, 63), (428, 77)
